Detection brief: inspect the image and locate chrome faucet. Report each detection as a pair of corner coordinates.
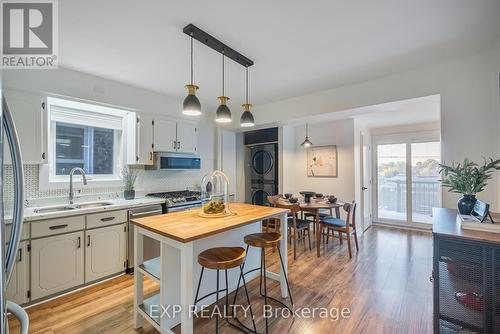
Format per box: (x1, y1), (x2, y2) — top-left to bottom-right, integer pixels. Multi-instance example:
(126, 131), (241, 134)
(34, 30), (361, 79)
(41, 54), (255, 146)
(69, 167), (88, 205)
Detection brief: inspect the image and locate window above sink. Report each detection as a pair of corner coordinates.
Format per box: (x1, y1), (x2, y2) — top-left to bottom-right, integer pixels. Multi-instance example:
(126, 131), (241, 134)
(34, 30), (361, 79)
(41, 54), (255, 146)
(39, 97), (137, 190)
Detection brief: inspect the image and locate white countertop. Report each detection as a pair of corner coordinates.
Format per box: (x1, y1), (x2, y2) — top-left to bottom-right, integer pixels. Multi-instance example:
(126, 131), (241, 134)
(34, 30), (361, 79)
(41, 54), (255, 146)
(5, 197), (165, 224)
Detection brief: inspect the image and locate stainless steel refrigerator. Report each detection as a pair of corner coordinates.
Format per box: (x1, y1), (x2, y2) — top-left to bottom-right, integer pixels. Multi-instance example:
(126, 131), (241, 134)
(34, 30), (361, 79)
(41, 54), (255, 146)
(1, 88), (29, 333)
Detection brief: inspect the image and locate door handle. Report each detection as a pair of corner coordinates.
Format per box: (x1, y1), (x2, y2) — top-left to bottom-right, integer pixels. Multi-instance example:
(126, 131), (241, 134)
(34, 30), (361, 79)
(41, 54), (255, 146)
(100, 216), (115, 222)
(362, 187), (368, 190)
(173, 140), (176, 149)
(18, 248), (22, 262)
(77, 236), (81, 248)
(49, 224), (68, 230)
(177, 141), (181, 149)
(87, 235), (91, 247)
(3, 93), (25, 283)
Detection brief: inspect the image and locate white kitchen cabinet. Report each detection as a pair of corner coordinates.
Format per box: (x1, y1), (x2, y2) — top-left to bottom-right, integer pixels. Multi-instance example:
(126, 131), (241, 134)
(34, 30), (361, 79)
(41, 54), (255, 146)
(177, 123), (197, 154)
(85, 224), (126, 282)
(31, 231), (84, 300)
(3, 89), (47, 164)
(153, 118), (177, 152)
(152, 117), (197, 154)
(136, 113), (154, 165)
(6, 241), (29, 305)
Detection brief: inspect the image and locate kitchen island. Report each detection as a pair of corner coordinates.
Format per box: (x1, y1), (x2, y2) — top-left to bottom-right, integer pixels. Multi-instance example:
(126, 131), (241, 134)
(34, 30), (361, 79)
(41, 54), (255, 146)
(131, 203), (289, 334)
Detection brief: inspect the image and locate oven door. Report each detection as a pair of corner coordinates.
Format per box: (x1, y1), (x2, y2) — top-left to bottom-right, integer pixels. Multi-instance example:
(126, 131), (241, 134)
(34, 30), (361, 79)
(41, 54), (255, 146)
(167, 202), (202, 213)
(158, 153), (201, 170)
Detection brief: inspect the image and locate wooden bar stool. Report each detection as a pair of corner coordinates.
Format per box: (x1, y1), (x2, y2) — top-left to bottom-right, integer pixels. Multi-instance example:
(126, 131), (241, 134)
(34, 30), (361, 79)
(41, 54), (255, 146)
(194, 247), (257, 334)
(233, 232), (293, 334)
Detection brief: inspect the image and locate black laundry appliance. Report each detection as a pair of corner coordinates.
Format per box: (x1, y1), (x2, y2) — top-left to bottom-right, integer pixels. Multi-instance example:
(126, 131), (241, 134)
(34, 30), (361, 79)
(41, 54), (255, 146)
(248, 143), (278, 206)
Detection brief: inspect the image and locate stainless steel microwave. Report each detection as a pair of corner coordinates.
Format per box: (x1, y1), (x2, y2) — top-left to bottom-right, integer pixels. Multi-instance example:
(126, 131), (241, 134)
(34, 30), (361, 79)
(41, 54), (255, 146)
(151, 153), (201, 170)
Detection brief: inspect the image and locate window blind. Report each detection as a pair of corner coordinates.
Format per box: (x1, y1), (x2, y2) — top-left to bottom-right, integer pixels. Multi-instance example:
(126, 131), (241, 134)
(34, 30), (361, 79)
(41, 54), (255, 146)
(50, 105), (124, 130)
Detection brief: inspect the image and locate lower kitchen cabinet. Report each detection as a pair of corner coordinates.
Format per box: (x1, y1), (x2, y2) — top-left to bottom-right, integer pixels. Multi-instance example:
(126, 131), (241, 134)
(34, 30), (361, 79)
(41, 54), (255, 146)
(85, 224), (127, 282)
(6, 241), (29, 305)
(31, 231), (84, 300)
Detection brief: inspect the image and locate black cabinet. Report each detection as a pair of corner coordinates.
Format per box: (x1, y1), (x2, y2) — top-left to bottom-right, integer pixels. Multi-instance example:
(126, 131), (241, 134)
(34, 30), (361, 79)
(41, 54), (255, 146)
(433, 235), (499, 333)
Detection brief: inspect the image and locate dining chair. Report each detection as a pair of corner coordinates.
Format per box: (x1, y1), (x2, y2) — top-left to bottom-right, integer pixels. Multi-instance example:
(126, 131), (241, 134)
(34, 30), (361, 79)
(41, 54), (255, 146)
(267, 195), (312, 260)
(320, 201), (359, 258)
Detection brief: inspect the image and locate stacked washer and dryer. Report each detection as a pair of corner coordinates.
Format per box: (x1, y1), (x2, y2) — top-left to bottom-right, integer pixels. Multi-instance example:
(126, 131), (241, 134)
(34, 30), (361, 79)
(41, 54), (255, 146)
(244, 128), (279, 206)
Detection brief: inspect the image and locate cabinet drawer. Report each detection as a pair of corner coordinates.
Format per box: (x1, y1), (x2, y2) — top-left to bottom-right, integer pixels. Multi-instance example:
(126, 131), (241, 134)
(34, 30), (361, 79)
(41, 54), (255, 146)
(31, 216), (85, 238)
(5, 222), (30, 241)
(86, 210), (128, 229)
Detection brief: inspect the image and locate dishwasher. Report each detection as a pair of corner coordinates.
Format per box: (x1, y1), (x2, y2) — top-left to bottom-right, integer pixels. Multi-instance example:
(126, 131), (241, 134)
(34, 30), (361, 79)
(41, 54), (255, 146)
(127, 204), (163, 273)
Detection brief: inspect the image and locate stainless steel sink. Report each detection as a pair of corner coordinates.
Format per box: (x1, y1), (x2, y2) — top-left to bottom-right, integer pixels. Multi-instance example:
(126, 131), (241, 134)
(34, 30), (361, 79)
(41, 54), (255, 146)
(33, 205), (77, 213)
(76, 202), (113, 209)
(33, 202), (114, 213)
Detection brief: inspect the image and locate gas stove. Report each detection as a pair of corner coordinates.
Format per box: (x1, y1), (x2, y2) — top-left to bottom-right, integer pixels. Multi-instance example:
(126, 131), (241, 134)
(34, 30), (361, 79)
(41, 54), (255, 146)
(146, 190), (202, 212)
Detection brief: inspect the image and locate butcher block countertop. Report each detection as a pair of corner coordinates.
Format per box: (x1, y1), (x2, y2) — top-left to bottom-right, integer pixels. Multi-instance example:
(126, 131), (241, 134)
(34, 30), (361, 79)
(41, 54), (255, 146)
(131, 202), (289, 243)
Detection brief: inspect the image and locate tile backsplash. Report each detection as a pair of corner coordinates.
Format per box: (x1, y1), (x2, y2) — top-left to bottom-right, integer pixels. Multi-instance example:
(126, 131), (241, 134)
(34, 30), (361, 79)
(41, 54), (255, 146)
(3, 160), (214, 206)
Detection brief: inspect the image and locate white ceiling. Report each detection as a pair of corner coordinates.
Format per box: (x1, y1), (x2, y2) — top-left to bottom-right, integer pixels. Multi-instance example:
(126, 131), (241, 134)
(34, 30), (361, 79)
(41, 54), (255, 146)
(270, 95), (440, 131)
(59, 0), (500, 111)
(352, 95), (440, 128)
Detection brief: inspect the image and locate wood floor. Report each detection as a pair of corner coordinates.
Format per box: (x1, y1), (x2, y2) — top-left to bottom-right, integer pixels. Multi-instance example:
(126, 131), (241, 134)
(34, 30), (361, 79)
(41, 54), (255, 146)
(8, 226), (433, 334)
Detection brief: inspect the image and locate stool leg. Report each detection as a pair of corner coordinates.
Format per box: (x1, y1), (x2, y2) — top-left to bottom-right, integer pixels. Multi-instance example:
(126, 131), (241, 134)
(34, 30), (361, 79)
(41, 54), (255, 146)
(194, 267), (205, 304)
(262, 248), (269, 334)
(277, 246), (294, 307)
(239, 264), (257, 333)
(215, 270), (220, 334)
(232, 245), (249, 307)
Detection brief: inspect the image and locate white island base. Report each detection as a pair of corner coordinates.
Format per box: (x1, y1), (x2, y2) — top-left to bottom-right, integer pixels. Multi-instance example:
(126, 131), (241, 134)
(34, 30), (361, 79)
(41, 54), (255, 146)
(132, 205), (289, 334)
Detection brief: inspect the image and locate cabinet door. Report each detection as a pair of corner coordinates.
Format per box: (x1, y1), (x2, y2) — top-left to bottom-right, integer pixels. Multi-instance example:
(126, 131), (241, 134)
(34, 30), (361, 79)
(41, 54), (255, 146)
(3, 89), (46, 164)
(136, 114), (154, 165)
(177, 122), (197, 154)
(6, 241), (29, 305)
(31, 232), (84, 300)
(85, 224), (126, 283)
(153, 118), (177, 152)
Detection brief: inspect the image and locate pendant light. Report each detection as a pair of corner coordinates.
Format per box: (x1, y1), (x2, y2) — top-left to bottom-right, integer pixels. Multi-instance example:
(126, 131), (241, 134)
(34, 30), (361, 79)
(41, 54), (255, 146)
(182, 33), (201, 116)
(240, 65), (255, 127)
(301, 123), (313, 147)
(215, 51), (232, 123)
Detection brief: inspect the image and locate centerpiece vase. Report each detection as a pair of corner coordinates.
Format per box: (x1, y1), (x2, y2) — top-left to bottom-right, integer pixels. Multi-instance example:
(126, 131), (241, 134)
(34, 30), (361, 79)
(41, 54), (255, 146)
(457, 194), (476, 215)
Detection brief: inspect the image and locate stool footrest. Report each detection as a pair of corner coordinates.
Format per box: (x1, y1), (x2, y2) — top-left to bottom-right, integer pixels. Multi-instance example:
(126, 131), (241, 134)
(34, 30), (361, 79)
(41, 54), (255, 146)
(194, 288), (228, 305)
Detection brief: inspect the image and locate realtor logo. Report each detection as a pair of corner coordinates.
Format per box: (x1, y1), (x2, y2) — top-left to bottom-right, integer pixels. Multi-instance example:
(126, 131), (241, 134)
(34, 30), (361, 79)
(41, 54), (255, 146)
(1, 0), (58, 69)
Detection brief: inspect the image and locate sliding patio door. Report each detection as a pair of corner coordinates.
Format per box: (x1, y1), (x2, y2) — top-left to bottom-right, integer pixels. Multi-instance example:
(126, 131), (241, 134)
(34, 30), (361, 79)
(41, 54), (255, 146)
(374, 133), (440, 226)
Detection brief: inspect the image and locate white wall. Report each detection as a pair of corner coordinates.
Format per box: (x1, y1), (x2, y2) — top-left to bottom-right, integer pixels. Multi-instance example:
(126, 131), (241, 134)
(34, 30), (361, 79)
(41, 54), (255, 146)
(254, 43), (500, 210)
(282, 119), (355, 204)
(2, 67), (217, 196)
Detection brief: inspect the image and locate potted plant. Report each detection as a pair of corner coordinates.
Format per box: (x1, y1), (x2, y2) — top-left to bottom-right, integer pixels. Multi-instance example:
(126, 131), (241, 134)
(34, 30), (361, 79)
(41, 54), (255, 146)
(439, 158), (500, 214)
(121, 167), (139, 200)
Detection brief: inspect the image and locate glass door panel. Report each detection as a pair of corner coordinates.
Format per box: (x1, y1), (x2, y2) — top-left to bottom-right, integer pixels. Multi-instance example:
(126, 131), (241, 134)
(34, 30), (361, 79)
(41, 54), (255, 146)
(411, 142), (440, 223)
(376, 144), (407, 221)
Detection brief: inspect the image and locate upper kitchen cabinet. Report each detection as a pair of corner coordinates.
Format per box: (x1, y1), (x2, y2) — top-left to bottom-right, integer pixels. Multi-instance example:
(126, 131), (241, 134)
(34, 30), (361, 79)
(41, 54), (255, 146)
(153, 118), (177, 152)
(3, 89), (47, 164)
(176, 123), (197, 154)
(135, 113), (154, 165)
(153, 117), (197, 154)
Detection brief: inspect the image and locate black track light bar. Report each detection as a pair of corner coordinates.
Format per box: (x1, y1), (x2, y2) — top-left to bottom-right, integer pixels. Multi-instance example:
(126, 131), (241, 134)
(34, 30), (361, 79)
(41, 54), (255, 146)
(183, 24), (254, 68)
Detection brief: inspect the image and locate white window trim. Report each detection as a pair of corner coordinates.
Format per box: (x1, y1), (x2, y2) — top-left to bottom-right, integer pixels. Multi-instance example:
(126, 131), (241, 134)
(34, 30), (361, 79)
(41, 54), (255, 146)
(371, 130), (442, 226)
(39, 97), (136, 190)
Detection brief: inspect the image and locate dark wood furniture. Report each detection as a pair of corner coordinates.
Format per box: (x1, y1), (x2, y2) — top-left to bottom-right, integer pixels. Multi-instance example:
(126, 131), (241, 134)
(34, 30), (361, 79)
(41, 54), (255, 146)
(194, 247), (256, 334)
(235, 231), (293, 334)
(320, 201), (359, 258)
(268, 195), (312, 259)
(432, 208), (500, 333)
(274, 196), (343, 257)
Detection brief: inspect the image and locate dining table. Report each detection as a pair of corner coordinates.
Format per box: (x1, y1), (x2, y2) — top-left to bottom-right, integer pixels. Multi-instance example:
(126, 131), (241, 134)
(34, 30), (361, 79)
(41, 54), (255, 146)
(275, 196), (343, 257)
